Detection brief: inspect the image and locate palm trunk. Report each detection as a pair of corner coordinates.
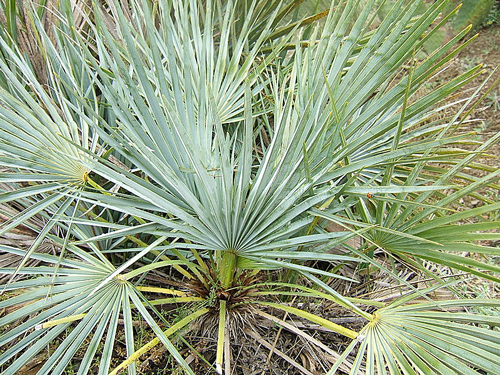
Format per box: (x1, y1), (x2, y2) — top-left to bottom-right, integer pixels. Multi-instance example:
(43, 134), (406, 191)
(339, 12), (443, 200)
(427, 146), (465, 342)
(217, 249), (237, 289)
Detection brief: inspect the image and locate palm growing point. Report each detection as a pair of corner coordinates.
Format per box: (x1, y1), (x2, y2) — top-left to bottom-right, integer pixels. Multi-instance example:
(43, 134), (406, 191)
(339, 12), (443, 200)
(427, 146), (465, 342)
(0, 0), (499, 374)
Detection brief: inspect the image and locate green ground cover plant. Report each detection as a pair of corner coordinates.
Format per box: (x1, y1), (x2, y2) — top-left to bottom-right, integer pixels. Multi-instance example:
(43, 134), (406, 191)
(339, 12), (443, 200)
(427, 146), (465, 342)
(0, 0), (499, 374)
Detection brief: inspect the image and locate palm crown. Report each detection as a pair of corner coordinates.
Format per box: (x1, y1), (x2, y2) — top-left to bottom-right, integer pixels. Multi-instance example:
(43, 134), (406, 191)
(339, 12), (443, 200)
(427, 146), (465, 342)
(0, 0), (500, 374)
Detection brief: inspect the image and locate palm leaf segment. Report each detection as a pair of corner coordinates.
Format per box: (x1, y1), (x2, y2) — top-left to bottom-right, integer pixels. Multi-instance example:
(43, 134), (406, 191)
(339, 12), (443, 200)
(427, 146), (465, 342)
(0, 243), (198, 375)
(0, 4), (104, 283)
(76, 0), (473, 270)
(329, 299), (500, 375)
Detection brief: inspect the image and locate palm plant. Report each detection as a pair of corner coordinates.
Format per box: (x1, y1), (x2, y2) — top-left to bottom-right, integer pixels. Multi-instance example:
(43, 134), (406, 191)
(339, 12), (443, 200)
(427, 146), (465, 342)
(0, 0), (500, 374)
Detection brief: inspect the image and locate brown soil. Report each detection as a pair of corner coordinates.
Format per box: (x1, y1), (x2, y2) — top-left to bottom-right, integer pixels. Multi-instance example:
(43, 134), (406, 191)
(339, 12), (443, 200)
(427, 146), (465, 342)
(450, 25), (500, 162)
